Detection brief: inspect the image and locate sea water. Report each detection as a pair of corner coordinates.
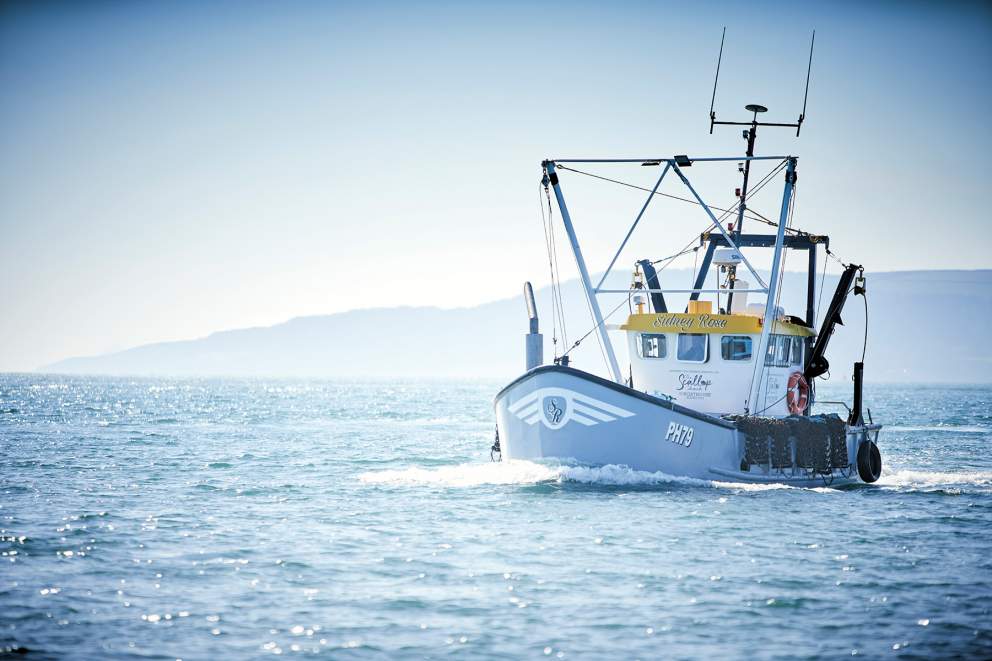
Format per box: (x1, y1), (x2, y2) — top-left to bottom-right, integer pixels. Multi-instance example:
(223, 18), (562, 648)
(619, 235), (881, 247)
(1, 375), (990, 659)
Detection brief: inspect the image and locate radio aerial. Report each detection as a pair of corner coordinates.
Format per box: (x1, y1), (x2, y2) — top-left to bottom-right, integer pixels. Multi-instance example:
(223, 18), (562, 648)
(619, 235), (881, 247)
(708, 29), (816, 137)
(706, 28), (816, 311)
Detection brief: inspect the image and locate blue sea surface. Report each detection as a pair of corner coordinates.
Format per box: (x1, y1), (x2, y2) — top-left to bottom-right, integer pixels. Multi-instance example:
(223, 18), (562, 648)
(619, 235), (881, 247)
(1, 375), (990, 659)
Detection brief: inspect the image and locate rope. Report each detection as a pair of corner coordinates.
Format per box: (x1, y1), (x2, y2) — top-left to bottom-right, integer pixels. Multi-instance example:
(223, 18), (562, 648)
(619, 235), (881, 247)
(580, 279), (612, 373)
(728, 159), (792, 231)
(814, 247), (828, 327)
(540, 184), (570, 352)
(691, 244), (700, 288)
(861, 289), (869, 363)
(538, 184), (560, 358)
(540, 174), (610, 373)
(549, 192), (570, 348)
(824, 246), (848, 267)
(559, 295), (632, 361)
(650, 244), (699, 266)
(751, 390), (789, 416)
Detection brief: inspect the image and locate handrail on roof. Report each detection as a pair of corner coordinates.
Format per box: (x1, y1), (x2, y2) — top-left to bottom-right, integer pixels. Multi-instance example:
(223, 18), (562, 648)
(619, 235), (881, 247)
(596, 288), (770, 295)
(548, 155), (791, 164)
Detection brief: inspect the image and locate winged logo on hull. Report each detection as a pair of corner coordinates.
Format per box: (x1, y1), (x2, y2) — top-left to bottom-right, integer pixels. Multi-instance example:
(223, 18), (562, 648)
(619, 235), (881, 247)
(507, 387), (636, 430)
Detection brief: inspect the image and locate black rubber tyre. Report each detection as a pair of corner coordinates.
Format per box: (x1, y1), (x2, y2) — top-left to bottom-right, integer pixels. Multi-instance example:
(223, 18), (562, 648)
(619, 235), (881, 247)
(856, 440), (882, 483)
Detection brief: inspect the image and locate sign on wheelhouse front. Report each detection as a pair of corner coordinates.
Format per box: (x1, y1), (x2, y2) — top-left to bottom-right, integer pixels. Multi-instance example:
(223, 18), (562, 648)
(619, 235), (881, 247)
(675, 373), (714, 400)
(621, 312), (815, 337)
(653, 313), (728, 331)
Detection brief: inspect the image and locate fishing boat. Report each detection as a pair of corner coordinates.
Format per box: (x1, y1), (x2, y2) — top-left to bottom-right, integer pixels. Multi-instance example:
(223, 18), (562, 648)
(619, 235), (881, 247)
(492, 34), (883, 487)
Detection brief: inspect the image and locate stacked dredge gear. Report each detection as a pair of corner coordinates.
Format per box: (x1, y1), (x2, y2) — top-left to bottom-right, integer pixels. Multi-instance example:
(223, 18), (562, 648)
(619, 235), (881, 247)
(726, 414), (848, 472)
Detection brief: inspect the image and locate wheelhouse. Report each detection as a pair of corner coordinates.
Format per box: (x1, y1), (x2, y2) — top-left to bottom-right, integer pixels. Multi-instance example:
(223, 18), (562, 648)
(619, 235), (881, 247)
(621, 303), (815, 416)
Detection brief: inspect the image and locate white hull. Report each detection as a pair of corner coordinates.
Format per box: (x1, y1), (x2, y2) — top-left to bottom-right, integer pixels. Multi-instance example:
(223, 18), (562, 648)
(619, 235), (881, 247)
(495, 366), (867, 487)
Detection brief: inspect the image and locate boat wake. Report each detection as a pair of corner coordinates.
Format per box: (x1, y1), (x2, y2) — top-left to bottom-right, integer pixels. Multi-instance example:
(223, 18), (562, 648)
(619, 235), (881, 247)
(876, 469), (992, 493)
(360, 460), (811, 492)
(887, 424), (990, 434)
(360, 462), (992, 494)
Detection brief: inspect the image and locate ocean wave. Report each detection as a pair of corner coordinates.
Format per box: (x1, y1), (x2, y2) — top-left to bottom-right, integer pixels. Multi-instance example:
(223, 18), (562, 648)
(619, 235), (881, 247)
(359, 461), (814, 492)
(887, 425), (990, 434)
(876, 469), (992, 491)
(359, 461), (560, 487)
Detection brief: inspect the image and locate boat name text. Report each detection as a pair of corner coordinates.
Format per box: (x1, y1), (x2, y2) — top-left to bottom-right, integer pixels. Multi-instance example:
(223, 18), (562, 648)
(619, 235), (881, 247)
(652, 314), (728, 331)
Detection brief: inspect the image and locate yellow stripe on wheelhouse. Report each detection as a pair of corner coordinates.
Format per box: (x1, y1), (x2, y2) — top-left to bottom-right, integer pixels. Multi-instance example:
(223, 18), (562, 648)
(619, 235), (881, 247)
(619, 313), (815, 337)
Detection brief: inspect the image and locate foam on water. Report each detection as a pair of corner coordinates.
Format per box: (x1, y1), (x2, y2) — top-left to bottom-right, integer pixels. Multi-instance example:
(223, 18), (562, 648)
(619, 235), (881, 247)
(362, 462), (992, 494)
(359, 459), (561, 487)
(877, 468), (992, 492)
(888, 424), (990, 434)
(360, 460), (809, 492)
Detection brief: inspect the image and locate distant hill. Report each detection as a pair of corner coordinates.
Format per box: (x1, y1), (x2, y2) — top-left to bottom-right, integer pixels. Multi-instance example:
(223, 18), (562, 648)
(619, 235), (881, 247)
(43, 270), (992, 383)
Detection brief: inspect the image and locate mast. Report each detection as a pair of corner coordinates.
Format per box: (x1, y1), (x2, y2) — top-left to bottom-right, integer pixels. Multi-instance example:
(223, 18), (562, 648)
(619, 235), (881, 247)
(725, 104), (764, 312)
(543, 161), (623, 383)
(736, 107), (762, 236)
(709, 29), (816, 316)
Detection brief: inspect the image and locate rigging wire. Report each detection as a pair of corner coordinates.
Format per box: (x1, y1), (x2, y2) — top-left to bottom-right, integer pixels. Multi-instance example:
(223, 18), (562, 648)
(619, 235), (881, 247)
(581, 277), (612, 373)
(558, 295), (633, 362)
(541, 177), (610, 373)
(550, 159), (797, 368)
(691, 244), (700, 288)
(814, 245), (828, 327)
(824, 245), (848, 267)
(555, 160), (798, 235)
(861, 291), (869, 363)
(745, 176), (798, 415)
(548, 195), (570, 349)
(651, 243), (699, 267)
(546, 158), (865, 410)
(545, 160), (836, 380)
(553, 158), (794, 318)
(651, 159), (793, 282)
(540, 184), (570, 352)
(629, 159), (792, 309)
(544, 193), (568, 354)
(720, 159), (791, 229)
(751, 390), (790, 416)
(554, 164), (775, 229)
(538, 184), (560, 358)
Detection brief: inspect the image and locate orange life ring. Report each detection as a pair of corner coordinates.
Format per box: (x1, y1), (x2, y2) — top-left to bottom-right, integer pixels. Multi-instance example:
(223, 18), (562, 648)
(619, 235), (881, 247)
(786, 371), (809, 414)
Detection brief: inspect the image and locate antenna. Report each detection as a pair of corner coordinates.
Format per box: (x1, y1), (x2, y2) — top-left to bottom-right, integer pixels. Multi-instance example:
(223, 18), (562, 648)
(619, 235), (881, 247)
(705, 28), (817, 312)
(796, 29), (815, 136)
(708, 27), (726, 134)
(706, 28), (817, 136)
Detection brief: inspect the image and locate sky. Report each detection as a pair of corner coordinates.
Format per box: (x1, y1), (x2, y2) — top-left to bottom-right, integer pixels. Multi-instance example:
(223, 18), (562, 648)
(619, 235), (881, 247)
(1, 0), (990, 372)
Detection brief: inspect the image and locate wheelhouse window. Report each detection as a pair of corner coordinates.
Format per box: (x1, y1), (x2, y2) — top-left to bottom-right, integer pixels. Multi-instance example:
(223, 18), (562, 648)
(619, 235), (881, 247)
(791, 337), (804, 366)
(764, 336), (778, 366)
(720, 335), (752, 361)
(764, 334), (793, 367)
(638, 333), (666, 359)
(677, 333), (708, 363)
(776, 335), (791, 366)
